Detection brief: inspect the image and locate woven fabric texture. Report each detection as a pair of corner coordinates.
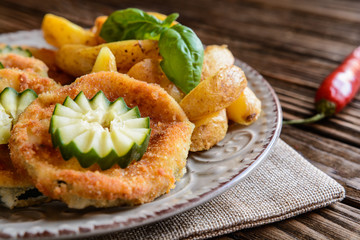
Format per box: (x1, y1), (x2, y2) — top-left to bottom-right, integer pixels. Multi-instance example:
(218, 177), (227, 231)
(91, 139), (345, 240)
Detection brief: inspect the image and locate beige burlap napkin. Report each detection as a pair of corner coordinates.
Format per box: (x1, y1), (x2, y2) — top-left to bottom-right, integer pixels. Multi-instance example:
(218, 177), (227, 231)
(90, 139), (345, 240)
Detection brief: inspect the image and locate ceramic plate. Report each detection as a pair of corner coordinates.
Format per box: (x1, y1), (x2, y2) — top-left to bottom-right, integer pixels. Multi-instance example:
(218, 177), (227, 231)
(0, 30), (282, 239)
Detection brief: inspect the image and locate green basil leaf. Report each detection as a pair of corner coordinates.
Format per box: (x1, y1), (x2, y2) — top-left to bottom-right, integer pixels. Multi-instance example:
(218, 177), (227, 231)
(159, 24), (204, 94)
(0, 62), (3, 69)
(100, 8), (179, 41)
(99, 8), (203, 94)
(162, 13), (179, 27)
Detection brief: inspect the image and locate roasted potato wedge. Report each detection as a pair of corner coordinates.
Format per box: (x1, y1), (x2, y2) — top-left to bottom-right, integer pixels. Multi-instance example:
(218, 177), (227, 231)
(180, 65), (247, 121)
(201, 45), (235, 81)
(127, 58), (184, 102)
(227, 86), (261, 125)
(187, 45), (235, 151)
(91, 16), (107, 45)
(190, 109), (228, 152)
(42, 14), (97, 48)
(55, 40), (160, 77)
(91, 46), (117, 72)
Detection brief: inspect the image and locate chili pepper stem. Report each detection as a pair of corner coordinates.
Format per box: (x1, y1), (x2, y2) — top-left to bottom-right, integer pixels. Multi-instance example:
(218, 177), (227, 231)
(283, 113), (326, 125)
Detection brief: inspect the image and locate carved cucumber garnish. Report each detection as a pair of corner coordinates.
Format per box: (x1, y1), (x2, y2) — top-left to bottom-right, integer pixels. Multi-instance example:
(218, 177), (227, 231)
(49, 91), (151, 170)
(0, 87), (38, 144)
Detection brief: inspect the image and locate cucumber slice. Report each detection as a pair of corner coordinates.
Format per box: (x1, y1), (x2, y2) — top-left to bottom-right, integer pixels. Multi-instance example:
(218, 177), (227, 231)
(17, 90), (40, 116)
(0, 87), (18, 119)
(122, 128), (151, 146)
(0, 45), (32, 57)
(53, 104), (84, 119)
(50, 91), (151, 170)
(0, 105), (12, 144)
(89, 91), (110, 110)
(62, 96), (83, 113)
(0, 87), (37, 144)
(123, 118), (150, 129)
(73, 92), (92, 112)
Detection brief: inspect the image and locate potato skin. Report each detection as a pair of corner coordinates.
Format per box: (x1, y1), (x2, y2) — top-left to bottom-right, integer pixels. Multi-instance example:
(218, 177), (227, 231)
(190, 109), (228, 152)
(201, 45), (235, 81)
(227, 87), (261, 125)
(186, 45), (235, 151)
(127, 59), (185, 102)
(128, 59), (229, 151)
(91, 16), (107, 45)
(55, 40), (160, 77)
(180, 65), (247, 121)
(42, 13), (97, 48)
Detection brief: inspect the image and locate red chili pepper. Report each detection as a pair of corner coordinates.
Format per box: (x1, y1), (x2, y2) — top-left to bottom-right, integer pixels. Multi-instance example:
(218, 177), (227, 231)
(284, 46), (360, 124)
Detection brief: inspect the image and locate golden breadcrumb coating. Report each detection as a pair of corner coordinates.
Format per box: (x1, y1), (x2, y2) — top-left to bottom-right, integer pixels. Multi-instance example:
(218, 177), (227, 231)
(0, 53), (49, 77)
(0, 68), (60, 94)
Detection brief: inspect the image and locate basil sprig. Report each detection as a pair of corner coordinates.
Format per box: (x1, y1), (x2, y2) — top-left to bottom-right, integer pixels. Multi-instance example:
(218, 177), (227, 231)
(0, 62), (3, 69)
(100, 8), (178, 41)
(159, 24), (203, 93)
(100, 8), (204, 94)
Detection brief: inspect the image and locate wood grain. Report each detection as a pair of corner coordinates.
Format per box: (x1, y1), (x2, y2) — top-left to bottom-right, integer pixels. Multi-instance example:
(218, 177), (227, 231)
(0, 0), (359, 239)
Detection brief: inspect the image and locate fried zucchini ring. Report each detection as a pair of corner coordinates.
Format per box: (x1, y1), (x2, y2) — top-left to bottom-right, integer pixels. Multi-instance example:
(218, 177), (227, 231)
(10, 71), (194, 209)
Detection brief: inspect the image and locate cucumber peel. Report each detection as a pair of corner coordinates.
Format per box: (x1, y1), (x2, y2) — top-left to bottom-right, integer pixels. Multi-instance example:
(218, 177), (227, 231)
(0, 87), (38, 144)
(50, 91), (151, 170)
(0, 45), (32, 57)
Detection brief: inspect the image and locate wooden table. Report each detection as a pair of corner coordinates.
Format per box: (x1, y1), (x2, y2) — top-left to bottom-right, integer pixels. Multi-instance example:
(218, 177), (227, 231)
(0, 0), (359, 239)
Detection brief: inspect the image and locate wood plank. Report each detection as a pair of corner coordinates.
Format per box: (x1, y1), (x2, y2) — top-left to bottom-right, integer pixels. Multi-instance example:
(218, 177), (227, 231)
(275, 218), (330, 240)
(247, 0), (360, 23)
(296, 212), (359, 239)
(230, 225), (296, 239)
(329, 202), (360, 221)
(0, 3), (41, 32)
(220, 203), (360, 240)
(318, 207), (360, 233)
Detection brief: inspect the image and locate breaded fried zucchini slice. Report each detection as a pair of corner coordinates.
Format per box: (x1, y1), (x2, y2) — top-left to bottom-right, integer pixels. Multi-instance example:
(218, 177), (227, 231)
(10, 72), (194, 209)
(0, 69), (59, 208)
(0, 53), (49, 77)
(0, 68), (60, 94)
(0, 44), (74, 85)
